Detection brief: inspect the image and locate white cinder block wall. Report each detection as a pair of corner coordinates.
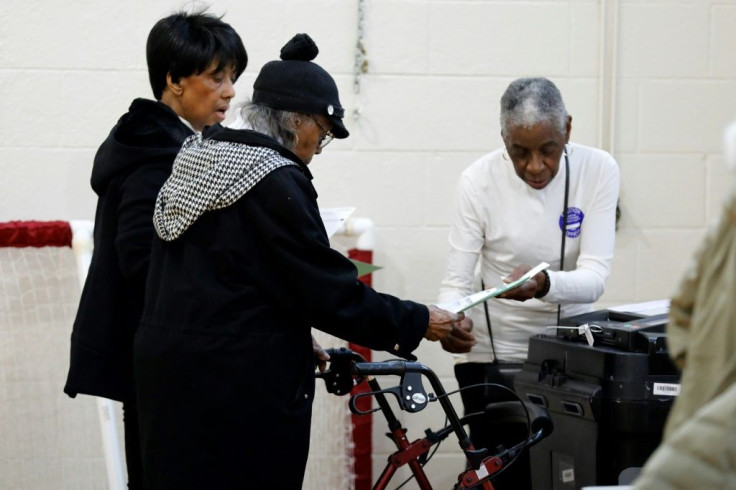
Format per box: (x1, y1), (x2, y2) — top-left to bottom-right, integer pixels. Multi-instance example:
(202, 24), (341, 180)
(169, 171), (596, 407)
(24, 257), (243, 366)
(2, 0), (735, 488)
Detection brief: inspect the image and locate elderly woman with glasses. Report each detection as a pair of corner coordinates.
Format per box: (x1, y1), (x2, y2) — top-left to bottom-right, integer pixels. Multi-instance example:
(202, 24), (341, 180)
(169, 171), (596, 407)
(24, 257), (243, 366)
(132, 33), (466, 489)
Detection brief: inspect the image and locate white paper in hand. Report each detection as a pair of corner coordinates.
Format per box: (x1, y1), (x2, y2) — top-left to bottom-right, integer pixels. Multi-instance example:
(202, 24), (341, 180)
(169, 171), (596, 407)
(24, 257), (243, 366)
(435, 262), (550, 314)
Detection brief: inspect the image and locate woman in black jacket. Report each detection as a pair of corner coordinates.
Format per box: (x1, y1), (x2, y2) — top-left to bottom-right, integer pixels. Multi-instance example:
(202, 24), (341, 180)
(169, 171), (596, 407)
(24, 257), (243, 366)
(64, 11), (247, 489)
(133, 33), (470, 489)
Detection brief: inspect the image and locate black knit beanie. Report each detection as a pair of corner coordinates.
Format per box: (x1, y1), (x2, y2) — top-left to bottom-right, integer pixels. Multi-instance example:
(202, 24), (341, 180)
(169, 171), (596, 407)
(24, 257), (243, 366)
(252, 33), (348, 139)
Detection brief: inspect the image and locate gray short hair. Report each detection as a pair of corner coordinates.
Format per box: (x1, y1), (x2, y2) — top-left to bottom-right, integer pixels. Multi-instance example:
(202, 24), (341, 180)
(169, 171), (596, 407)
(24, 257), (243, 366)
(500, 78), (568, 137)
(238, 101), (299, 151)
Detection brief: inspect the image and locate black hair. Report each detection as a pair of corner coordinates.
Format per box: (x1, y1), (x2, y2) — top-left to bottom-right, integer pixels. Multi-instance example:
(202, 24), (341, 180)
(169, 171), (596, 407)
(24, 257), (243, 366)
(146, 10), (248, 100)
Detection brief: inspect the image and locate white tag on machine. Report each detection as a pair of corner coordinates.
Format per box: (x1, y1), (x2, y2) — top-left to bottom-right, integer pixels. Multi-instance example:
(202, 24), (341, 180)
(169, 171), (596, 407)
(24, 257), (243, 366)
(580, 324), (595, 346)
(653, 383), (681, 396)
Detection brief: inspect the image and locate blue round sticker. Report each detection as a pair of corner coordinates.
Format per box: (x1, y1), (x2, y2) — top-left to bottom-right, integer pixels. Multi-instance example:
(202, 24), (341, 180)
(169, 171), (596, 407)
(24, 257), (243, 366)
(559, 207), (584, 238)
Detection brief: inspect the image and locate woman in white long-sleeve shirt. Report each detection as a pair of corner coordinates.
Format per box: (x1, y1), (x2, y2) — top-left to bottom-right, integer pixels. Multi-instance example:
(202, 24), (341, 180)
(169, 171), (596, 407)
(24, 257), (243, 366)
(437, 77), (620, 490)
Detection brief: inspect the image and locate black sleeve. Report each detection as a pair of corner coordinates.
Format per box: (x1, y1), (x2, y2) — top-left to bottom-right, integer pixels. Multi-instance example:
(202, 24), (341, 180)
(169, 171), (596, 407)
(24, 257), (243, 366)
(244, 166), (429, 359)
(115, 161), (172, 284)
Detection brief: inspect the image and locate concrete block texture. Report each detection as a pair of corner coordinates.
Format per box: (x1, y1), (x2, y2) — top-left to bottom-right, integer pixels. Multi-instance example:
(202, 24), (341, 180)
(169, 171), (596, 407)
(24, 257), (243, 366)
(639, 79), (736, 153)
(712, 5), (736, 77)
(618, 152), (707, 228)
(635, 228), (708, 300)
(365, 0), (432, 74)
(0, 148), (96, 221)
(2, 0), (736, 488)
(348, 75), (503, 151)
(618, 2), (710, 78)
(428, 2), (573, 76)
(314, 150), (429, 227)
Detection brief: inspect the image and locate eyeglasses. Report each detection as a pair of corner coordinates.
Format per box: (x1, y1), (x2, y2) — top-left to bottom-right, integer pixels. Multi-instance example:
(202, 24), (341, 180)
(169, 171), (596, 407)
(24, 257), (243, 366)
(307, 114), (334, 149)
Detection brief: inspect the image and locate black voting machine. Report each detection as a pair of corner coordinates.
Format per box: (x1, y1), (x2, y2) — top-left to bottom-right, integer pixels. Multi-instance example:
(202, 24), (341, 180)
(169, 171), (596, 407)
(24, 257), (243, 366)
(513, 308), (680, 489)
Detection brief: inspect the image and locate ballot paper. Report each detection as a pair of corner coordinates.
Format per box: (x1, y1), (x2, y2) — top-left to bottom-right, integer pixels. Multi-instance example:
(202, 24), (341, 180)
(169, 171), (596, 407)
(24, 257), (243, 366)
(436, 262), (550, 314)
(320, 207), (356, 238)
(608, 299), (670, 317)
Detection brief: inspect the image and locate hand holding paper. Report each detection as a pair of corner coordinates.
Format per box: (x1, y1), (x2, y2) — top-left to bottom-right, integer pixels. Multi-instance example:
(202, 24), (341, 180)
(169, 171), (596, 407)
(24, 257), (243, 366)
(425, 305), (464, 341)
(435, 262), (550, 314)
(439, 316), (476, 353)
(498, 263), (546, 301)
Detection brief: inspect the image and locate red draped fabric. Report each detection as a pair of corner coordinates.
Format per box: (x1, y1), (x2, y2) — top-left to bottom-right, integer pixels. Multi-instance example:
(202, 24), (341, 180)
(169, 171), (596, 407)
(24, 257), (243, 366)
(0, 221), (72, 248)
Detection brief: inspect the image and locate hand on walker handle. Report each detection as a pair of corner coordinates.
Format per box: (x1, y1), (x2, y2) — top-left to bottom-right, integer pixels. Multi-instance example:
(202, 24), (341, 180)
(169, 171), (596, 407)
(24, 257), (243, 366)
(312, 335), (330, 373)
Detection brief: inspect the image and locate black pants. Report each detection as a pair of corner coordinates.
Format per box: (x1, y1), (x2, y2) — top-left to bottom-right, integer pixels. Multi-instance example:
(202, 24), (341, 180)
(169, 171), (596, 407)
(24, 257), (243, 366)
(122, 402), (144, 490)
(455, 362), (532, 490)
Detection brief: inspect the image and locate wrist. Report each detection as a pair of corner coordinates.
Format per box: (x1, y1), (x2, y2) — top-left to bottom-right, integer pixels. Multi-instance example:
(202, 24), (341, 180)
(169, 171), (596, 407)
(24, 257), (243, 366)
(534, 270), (550, 299)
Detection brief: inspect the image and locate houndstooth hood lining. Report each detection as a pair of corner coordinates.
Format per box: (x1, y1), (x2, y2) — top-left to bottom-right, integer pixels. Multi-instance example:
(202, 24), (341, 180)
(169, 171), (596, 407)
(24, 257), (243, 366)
(153, 132), (297, 241)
